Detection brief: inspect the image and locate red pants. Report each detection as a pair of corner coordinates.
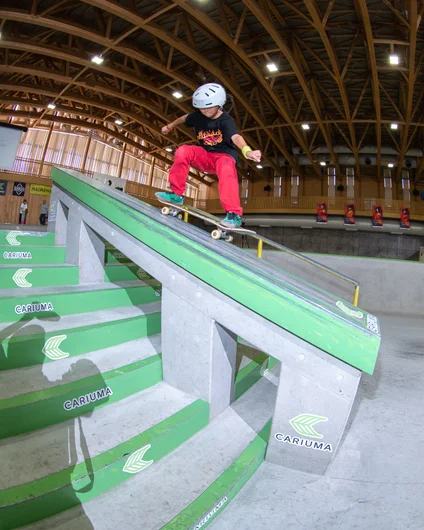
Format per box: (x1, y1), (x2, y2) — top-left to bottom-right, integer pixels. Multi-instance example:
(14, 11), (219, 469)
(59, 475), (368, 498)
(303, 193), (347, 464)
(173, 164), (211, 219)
(168, 145), (242, 215)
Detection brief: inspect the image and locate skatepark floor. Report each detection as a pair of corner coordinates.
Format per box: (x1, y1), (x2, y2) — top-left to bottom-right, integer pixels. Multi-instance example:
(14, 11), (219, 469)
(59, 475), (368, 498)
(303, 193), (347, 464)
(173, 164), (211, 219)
(209, 313), (424, 530)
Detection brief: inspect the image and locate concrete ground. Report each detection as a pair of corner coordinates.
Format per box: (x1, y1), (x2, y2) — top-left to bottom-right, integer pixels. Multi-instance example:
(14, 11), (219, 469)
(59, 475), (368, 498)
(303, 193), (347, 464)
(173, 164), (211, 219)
(210, 313), (424, 530)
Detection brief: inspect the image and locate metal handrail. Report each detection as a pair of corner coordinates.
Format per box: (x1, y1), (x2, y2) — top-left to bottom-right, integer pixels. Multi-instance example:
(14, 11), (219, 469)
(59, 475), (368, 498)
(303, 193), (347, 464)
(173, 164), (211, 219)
(174, 203), (360, 306)
(253, 236), (360, 306)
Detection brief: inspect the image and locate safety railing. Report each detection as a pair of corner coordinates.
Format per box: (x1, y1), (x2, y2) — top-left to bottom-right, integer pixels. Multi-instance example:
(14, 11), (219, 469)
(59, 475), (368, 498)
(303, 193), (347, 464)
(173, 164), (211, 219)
(254, 235), (360, 307)
(177, 207), (360, 307)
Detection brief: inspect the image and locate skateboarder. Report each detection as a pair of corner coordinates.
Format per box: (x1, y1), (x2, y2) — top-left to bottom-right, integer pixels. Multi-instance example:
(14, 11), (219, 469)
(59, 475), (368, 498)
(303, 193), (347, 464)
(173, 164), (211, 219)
(157, 83), (261, 228)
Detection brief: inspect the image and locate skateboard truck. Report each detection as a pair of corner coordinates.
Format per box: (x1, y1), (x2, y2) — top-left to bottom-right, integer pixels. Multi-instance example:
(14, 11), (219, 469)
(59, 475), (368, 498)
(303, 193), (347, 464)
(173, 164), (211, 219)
(160, 205), (184, 220)
(211, 229), (233, 242)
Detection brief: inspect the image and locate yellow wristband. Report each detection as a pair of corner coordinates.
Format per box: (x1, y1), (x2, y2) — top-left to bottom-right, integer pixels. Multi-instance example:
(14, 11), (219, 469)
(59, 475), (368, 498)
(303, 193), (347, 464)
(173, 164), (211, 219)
(242, 146), (252, 159)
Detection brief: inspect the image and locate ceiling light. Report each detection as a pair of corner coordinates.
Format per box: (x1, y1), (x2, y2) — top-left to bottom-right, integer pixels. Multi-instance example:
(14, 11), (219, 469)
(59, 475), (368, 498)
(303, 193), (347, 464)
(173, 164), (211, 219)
(266, 63), (278, 72)
(389, 55), (399, 65)
(91, 55), (104, 65)
(320, 161), (326, 166)
(388, 163), (394, 168)
(165, 147), (172, 152)
(256, 164), (263, 169)
(302, 124), (310, 130)
(47, 103), (56, 110)
(391, 123), (398, 130)
(114, 119), (123, 125)
(172, 91), (183, 99)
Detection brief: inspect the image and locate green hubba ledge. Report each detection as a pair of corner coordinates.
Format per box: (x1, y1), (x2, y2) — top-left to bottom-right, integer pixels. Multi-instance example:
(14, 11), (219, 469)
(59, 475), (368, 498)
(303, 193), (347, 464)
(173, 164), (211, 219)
(51, 168), (380, 374)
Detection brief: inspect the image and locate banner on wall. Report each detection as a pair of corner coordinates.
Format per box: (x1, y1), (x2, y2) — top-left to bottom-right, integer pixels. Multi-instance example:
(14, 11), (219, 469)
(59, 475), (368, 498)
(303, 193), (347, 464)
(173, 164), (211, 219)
(400, 207), (411, 229)
(30, 184), (52, 196)
(316, 202), (328, 223)
(0, 124), (27, 171)
(344, 204), (356, 225)
(0, 180), (7, 196)
(372, 205), (383, 227)
(12, 182), (26, 196)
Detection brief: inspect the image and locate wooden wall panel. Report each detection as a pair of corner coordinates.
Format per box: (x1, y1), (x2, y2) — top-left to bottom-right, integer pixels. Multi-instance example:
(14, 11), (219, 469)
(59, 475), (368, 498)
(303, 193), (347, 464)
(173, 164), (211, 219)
(0, 173), (52, 225)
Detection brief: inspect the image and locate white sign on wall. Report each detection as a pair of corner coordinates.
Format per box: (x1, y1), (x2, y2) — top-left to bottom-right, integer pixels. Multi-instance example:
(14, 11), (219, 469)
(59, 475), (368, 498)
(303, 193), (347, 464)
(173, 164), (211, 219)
(0, 125), (26, 171)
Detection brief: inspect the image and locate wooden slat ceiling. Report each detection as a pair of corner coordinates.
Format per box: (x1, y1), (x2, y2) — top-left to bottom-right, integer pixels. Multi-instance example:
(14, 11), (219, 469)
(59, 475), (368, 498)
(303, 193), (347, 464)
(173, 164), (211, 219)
(0, 0), (423, 181)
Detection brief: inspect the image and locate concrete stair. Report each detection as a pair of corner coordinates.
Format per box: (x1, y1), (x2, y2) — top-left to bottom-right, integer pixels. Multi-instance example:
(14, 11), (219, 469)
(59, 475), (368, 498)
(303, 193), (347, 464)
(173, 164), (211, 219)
(0, 232), (279, 530)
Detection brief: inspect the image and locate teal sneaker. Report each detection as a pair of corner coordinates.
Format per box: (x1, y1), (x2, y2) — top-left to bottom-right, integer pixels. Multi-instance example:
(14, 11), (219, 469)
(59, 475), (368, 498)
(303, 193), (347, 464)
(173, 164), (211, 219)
(220, 212), (242, 228)
(156, 191), (184, 205)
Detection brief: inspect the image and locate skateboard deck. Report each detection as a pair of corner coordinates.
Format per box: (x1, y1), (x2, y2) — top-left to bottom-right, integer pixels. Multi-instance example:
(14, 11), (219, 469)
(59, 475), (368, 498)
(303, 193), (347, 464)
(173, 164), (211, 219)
(155, 193), (256, 241)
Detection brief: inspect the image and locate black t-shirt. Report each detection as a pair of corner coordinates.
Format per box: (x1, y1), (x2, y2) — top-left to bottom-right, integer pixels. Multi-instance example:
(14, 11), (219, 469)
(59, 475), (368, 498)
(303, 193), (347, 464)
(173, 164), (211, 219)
(185, 111), (239, 161)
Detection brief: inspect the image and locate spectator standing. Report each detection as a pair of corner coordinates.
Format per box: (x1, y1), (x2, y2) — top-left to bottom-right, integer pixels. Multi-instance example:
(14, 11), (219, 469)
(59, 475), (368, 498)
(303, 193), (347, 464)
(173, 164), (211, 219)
(19, 199), (28, 224)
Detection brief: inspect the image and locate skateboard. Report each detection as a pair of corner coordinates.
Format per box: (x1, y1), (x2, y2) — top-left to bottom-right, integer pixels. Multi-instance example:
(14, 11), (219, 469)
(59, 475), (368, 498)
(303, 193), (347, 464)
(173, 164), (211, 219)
(155, 193), (256, 242)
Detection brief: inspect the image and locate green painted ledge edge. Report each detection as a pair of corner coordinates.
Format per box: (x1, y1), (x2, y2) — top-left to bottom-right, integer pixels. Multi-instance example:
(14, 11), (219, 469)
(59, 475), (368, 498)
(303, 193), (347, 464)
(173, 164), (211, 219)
(0, 311), (161, 369)
(0, 284), (160, 322)
(0, 354), (162, 410)
(0, 231), (55, 246)
(0, 246), (66, 264)
(0, 354), (163, 439)
(0, 400), (209, 530)
(162, 419), (272, 530)
(0, 266), (79, 289)
(51, 168), (380, 374)
(0, 354), (271, 501)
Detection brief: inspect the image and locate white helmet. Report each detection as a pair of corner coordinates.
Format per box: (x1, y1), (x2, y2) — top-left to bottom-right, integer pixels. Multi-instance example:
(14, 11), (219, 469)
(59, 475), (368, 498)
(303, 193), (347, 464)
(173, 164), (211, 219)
(192, 83), (226, 108)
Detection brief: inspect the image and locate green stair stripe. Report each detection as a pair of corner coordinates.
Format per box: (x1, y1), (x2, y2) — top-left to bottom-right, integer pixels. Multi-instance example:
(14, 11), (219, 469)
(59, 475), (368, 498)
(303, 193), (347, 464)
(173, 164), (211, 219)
(162, 420), (272, 530)
(0, 400), (209, 530)
(0, 284), (161, 322)
(105, 248), (132, 264)
(0, 355), (162, 438)
(0, 312), (161, 370)
(0, 246), (66, 265)
(0, 231), (55, 247)
(51, 168), (380, 374)
(0, 266), (79, 289)
(104, 264), (154, 283)
(234, 353), (279, 400)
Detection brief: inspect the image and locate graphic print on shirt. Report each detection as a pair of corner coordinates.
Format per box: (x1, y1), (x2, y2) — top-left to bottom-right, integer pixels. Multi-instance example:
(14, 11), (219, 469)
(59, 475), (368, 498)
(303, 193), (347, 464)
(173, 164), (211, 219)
(197, 129), (223, 146)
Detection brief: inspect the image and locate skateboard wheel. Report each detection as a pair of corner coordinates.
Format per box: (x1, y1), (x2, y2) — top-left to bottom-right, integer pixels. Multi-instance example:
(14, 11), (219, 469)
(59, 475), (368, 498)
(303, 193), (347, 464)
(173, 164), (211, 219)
(211, 229), (222, 240)
(161, 206), (170, 215)
(177, 213), (183, 220)
(226, 236), (233, 243)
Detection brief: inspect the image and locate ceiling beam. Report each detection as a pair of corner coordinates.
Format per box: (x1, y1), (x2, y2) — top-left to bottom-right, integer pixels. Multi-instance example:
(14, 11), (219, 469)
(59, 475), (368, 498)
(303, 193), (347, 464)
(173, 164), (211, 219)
(396, 0), (418, 178)
(304, 0), (361, 176)
(357, 0), (382, 177)
(79, 0), (300, 174)
(241, 0), (340, 177)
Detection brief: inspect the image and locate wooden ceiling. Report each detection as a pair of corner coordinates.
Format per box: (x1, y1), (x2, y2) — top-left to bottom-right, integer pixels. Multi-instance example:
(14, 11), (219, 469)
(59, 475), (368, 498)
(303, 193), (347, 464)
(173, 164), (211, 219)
(0, 0), (423, 181)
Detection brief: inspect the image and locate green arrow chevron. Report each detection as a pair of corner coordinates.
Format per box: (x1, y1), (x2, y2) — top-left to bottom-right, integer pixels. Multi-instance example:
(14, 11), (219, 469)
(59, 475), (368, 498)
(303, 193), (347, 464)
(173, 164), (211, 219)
(42, 335), (69, 360)
(289, 414), (328, 439)
(12, 268), (32, 288)
(122, 444), (154, 474)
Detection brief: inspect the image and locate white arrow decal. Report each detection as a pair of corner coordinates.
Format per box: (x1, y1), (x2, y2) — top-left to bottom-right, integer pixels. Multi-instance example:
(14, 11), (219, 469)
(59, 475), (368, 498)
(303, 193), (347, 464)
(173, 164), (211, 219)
(42, 335), (69, 360)
(122, 445), (154, 474)
(289, 414), (328, 439)
(6, 231), (30, 246)
(336, 301), (363, 320)
(12, 268), (32, 288)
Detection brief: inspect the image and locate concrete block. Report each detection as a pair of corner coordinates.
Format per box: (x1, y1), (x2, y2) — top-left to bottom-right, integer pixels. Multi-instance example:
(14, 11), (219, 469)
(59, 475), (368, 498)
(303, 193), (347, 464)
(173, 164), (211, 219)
(161, 287), (237, 420)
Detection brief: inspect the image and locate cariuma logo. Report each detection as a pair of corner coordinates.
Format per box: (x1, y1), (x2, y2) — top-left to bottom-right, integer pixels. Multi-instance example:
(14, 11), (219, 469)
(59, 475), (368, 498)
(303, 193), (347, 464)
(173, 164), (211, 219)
(289, 413), (328, 439)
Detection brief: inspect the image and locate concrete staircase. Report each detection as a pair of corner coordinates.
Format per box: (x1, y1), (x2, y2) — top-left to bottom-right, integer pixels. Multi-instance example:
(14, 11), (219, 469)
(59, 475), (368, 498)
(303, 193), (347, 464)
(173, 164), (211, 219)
(0, 231), (278, 530)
